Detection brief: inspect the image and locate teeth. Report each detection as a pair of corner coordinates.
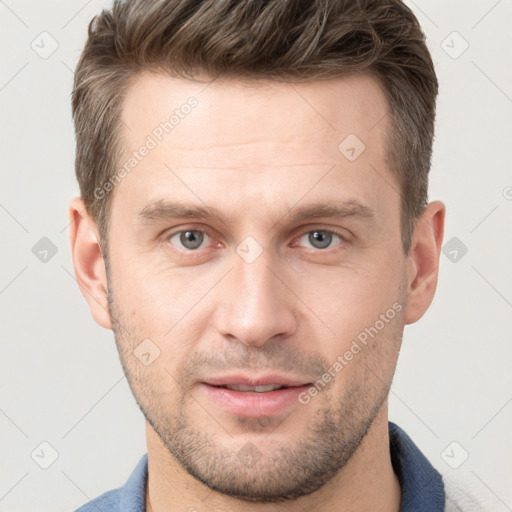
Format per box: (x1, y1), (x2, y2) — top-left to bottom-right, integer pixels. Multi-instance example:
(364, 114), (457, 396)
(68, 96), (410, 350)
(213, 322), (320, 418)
(224, 384), (285, 392)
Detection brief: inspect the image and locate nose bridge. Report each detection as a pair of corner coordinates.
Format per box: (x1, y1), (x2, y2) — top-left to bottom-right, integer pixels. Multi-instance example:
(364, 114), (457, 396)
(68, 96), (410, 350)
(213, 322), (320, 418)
(235, 248), (277, 309)
(215, 244), (297, 346)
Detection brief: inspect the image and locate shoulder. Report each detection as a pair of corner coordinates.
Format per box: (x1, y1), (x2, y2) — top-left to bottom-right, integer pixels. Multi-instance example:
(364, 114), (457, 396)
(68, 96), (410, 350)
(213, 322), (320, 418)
(71, 453), (148, 512)
(73, 488), (121, 512)
(443, 473), (489, 512)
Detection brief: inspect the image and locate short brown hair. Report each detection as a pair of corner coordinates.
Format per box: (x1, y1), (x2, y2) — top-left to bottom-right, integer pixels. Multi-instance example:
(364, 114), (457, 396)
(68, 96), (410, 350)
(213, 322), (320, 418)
(72, 0), (438, 255)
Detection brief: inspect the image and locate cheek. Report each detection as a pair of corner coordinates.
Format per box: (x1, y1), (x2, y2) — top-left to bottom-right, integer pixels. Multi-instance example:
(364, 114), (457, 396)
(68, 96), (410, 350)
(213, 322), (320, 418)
(110, 251), (196, 323)
(292, 262), (405, 374)
(107, 257), (197, 373)
(301, 264), (402, 328)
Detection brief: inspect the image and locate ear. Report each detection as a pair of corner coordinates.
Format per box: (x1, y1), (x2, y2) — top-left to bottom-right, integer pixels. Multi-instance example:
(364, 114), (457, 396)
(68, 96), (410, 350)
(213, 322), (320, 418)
(403, 200), (445, 325)
(68, 197), (112, 330)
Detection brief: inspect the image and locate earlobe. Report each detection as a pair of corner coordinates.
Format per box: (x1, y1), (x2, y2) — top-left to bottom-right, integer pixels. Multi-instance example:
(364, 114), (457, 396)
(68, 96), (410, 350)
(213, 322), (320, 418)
(403, 200), (445, 325)
(68, 197), (112, 330)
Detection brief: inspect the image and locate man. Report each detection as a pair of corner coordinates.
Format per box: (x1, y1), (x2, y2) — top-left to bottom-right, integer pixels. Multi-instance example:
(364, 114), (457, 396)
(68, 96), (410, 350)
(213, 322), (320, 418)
(67, 0), (477, 510)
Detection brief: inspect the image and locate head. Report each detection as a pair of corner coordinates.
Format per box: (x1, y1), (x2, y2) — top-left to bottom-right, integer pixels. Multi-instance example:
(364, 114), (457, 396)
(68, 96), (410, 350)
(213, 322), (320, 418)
(69, 0), (444, 503)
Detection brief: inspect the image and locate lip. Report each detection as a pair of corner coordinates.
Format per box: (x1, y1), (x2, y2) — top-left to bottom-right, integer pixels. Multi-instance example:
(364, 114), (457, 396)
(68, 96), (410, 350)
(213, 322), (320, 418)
(202, 374), (310, 388)
(199, 374), (312, 418)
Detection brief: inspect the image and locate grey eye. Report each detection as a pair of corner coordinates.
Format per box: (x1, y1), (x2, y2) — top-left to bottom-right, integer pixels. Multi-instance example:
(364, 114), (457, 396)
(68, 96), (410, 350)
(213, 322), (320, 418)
(297, 230), (344, 250)
(308, 230), (333, 249)
(171, 230), (207, 250)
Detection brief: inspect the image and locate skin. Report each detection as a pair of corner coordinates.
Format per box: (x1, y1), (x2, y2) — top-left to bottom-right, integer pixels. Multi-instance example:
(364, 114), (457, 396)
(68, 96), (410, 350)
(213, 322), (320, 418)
(68, 72), (445, 512)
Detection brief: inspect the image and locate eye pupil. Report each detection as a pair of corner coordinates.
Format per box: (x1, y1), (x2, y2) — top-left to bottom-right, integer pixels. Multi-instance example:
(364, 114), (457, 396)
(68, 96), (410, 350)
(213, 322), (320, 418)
(180, 230), (204, 249)
(308, 230), (332, 249)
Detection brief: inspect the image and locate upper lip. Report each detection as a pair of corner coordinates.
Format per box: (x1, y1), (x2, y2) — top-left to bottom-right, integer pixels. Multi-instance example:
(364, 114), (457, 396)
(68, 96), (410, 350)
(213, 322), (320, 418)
(202, 374), (311, 388)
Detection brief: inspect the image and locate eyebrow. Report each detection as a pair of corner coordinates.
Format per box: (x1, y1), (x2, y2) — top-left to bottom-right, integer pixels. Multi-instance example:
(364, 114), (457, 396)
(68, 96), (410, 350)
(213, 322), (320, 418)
(136, 199), (376, 226)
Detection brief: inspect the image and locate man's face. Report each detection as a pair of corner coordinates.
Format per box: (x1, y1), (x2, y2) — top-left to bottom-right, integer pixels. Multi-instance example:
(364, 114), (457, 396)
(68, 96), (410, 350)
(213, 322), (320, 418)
(106, 72), (408, 501)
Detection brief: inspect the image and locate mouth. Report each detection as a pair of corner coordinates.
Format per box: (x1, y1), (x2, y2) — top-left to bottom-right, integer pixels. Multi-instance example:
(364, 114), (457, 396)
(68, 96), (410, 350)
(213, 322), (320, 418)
(199, 375), (312, 417)
(214, 383), (288, 393)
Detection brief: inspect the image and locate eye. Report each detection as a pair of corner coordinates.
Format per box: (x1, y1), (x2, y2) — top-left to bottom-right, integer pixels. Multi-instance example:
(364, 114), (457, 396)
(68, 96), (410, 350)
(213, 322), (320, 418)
(164, 227), (347, 253)
(296, 229), (346, 250)
(169, 229), (211, 250)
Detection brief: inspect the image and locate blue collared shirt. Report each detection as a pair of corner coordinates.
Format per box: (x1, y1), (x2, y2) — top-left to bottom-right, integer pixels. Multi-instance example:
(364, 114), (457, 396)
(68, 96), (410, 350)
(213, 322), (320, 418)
(73, 422), (445, 511)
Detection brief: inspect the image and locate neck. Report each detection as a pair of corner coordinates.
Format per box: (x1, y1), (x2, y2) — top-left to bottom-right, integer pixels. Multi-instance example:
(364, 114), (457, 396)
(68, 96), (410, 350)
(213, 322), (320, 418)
(145, 406), (401, 512)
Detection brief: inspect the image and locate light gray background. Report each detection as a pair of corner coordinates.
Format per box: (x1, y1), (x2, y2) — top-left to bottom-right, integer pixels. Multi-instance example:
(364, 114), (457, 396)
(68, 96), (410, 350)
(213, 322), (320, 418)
(1, 1), (511, 510)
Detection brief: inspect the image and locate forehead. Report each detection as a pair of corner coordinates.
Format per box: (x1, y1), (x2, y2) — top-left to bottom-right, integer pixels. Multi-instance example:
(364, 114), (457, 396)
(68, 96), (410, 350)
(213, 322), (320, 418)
(113, 71), (396, 223)
(120, 71), (390, 157)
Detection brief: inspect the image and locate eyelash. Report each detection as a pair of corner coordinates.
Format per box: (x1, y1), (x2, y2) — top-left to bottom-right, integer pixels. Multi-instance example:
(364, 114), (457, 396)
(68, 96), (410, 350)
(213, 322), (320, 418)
(163, 226), (349, 253)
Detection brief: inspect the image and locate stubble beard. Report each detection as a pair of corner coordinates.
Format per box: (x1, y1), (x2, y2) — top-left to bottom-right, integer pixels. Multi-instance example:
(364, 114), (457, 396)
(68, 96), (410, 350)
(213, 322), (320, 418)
(105, 264), (405, 503)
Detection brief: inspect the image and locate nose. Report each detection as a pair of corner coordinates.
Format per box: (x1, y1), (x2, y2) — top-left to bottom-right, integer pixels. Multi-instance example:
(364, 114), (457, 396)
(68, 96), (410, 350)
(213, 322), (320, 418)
(214, 247), (298, 347)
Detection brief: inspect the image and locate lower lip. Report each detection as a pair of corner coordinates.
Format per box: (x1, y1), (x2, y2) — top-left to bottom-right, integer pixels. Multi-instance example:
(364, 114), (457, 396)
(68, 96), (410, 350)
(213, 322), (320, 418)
(199, 383), (310, 417)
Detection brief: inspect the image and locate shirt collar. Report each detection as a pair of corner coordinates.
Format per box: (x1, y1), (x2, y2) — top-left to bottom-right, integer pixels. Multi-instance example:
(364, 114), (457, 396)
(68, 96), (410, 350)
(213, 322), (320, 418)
(119, 452), (147, 512)
(389, 421), (445, 511)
